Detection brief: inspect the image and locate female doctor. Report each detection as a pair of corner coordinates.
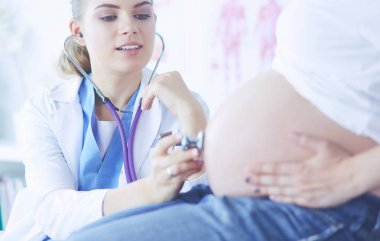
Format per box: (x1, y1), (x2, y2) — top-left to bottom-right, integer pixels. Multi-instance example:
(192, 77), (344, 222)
(1, 0), (208, 240)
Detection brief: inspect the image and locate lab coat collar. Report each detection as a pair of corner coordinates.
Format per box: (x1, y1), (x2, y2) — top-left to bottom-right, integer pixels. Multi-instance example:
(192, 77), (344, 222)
(49, 68), (160, 182)
(48, 76), (82, 103)
(48, 68), (153, 104)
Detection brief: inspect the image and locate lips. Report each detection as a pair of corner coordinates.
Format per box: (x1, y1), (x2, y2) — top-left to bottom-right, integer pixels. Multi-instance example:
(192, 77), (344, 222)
(116, 42), (142, 51)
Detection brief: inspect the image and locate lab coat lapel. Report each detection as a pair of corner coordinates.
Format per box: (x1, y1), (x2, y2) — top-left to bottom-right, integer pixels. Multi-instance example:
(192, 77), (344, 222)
(132, 68), (161, 176)
(133, 98), (161, 176)
(50, 104), (83, 188)
(49, 78), (83, 188)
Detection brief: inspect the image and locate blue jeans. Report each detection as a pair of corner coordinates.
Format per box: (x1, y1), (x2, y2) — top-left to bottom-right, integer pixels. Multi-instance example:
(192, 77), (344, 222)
(66, 185), (380, 241)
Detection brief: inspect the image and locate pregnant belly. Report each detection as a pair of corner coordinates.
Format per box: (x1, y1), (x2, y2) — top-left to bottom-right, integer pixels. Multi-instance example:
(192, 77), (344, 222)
(205, 70), (378, 197)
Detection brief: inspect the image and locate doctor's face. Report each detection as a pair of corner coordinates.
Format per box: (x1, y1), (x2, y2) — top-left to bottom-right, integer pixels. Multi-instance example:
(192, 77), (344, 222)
(78, 0), (156, 75)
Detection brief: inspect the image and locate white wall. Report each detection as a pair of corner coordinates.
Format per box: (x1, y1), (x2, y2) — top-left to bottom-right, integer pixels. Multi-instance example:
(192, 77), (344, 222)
(153, 0), (288, 112)
(0, 0), (71, 143)
(0, 0), (289, 143)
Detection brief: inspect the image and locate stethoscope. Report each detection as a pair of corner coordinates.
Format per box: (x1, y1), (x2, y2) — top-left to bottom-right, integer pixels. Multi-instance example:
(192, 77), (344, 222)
(63, 32), (165, 183)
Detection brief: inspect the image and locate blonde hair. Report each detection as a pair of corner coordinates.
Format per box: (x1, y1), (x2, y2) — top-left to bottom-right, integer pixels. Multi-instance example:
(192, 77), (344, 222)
(58, 0), (91, 77)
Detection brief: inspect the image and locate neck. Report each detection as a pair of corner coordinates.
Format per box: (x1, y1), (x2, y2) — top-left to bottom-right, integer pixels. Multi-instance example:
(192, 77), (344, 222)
(91, 70), (142, 109)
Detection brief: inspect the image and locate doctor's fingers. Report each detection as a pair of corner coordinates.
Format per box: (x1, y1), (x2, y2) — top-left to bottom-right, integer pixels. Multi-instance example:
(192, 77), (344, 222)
(160, 148), (201, 167)
(142, 72), (192, 110)
(162, 160), (203, 181)
(149, 71), (187, 92)
(141, 72), (178, 110)
(157, 161), (203, 183)
(152, 134), (182, 157)
(152, 149), (201, 176)
(152, 149), (200, 174)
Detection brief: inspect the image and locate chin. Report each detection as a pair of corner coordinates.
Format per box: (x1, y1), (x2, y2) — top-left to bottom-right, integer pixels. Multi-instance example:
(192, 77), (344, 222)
(112, 63), (145, 74)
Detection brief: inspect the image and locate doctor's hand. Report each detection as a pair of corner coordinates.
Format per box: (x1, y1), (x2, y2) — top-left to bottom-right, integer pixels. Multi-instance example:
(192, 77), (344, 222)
(141, 71), (207, 135)
(145, 134), (203, 203)
(245, 133), (360, 208)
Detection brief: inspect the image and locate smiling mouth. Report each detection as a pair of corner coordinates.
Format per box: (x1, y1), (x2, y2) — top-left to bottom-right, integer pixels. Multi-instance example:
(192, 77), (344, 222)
(116, 45), (142, 50)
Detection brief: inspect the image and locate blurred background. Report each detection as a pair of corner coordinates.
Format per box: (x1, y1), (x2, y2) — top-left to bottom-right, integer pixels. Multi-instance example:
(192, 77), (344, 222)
(0, 0), (289, 229)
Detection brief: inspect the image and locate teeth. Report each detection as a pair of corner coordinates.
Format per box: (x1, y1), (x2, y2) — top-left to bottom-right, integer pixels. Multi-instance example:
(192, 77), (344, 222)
(117, 45), (140, 50)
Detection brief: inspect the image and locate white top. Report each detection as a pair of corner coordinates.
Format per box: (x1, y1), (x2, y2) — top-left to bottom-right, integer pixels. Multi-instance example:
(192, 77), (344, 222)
(272, 0), (380, 143)
(94, 120), (117, 159)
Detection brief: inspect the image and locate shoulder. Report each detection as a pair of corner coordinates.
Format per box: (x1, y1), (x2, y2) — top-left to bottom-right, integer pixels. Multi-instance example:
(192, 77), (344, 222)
(21, 76), (82, 116)
(278, 0), (357, 31)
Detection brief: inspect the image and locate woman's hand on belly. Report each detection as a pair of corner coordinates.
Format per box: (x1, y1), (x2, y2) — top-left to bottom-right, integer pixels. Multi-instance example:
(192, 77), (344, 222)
(244, 132), (364, 208)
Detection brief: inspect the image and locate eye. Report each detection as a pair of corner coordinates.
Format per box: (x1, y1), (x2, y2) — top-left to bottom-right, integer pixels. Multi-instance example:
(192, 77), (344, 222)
(100, 15), (117, 21)
(134, 14), (151, 20)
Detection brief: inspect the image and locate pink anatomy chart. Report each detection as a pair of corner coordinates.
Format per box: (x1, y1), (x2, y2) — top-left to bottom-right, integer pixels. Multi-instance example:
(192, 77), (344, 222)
(212, 0), (247, 85)
(255, 0), (282, 67)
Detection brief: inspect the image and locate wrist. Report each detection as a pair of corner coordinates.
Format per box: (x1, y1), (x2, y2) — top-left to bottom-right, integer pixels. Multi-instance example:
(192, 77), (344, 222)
(141, 177), (162, 204)
(178, 101), (207, 135)
(349, 156), (370, 196)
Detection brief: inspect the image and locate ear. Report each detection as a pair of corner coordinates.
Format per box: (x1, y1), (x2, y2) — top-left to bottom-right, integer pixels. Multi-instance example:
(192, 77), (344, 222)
(69, 19), (85, 46)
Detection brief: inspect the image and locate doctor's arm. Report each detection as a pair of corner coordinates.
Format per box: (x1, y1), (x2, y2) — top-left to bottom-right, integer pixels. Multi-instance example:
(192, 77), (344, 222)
(104, 71), (207, 215)
(141, 71), (208, 135)
(245, 133), (380, 208)
(103, 134), (203, 215)
(141, 71), (208, 181)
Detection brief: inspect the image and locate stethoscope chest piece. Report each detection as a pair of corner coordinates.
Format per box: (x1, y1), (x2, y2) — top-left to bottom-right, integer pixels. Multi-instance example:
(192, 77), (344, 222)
(181, 131), (205, 152)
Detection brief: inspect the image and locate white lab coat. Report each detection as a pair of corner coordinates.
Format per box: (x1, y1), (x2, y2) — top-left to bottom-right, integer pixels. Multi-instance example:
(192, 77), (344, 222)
(1, 69), (208, 241)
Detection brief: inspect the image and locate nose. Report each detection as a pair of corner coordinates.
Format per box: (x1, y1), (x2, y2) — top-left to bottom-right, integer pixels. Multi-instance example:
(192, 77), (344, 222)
(120, 26), (138, 35)
(119, 17), (138, 35)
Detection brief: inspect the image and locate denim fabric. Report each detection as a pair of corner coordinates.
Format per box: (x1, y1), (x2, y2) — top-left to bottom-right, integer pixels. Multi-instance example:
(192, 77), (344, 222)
(66, 185), (380, 241)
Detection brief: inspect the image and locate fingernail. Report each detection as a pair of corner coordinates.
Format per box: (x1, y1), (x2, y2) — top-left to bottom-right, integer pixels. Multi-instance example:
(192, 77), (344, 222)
(245, 177), (251, 183)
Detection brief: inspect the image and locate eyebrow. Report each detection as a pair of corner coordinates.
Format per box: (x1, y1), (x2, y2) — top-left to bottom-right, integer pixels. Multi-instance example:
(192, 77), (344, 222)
(133, 1), (152, 8)
(95, 1), (152, 10)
